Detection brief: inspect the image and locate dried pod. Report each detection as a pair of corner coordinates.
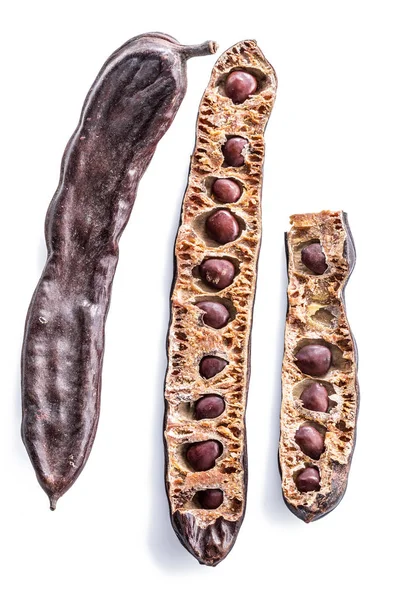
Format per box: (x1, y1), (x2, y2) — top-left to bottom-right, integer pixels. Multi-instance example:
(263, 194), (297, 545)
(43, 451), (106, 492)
(280, 211), (359, 522)
(164, 40), (277, 566)
(21, 32), (217, 510)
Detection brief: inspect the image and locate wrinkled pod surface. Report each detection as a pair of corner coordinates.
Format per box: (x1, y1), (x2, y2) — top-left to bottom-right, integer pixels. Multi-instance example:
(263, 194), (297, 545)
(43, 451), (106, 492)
(164, 40), (277, 566)
(21, 32), (217, 510)
(279, 211), (359, 522)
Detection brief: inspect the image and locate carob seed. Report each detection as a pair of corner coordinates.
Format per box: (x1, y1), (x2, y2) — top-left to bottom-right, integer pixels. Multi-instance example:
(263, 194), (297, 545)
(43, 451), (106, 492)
(296, 467), (321, 492)
(199, 356), (228, 379)
(301, 243), (328, 274)
(194, 395), (225, 420)
(200, 258), (236, 290)
(225, 71), (258, 103)
(212, 178), (242, 203)
(197, 489), (224, 509)
(222, 137), (247, 167)
(295, 425), (325, 460)
(206, 209), (240, 244)
(300, 382), (329, 412)
(186, 440), (222, 471)
(295, 344), (332, 376)
(196, 301), (230, 329)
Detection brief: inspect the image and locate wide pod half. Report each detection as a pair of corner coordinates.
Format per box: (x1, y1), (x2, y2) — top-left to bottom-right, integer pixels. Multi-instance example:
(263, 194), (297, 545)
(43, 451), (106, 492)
(164, 40), (277, 566)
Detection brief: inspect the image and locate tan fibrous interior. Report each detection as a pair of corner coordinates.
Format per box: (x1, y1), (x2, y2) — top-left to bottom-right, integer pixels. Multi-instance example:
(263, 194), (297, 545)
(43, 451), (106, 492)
(165, 41), (277, 528)
(280, 211), (358, 515)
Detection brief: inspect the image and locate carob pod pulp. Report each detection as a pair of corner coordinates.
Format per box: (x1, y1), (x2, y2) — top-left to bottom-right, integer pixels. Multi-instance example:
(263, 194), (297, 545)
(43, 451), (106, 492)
(164, 40), (277, 566)
(279, 211), (359, 522)
(21, 32), (217, 510)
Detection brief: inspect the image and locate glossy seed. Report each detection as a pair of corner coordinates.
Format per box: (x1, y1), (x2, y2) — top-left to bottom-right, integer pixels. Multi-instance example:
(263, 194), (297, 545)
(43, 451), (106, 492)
(200, 258), (236, 290)
(296, 467), (321, 492)
(196, 301), (230, 329)
(222, 137), (247, 167)
(295, 425), (325, 460)
(206, 209), (240, 244)
(212, 178), (242, 203)
(199, 356), (228, 379)
(194, 395), (225, 420)
(300, 382), (329, 412)
(186, 440), (222, 471)
(197, 489), (224, 509)
(295, 345), (332, 376)
(225, 71), (258, 103)
(301, 243), (328, 274)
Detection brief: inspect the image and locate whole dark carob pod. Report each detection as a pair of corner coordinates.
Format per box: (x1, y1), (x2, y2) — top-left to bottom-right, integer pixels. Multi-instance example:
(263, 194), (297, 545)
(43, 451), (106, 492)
(21, 32), (217, 510)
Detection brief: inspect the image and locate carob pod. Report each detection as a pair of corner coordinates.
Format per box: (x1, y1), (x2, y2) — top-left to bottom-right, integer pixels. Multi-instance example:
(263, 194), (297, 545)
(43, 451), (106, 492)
(21, 33), (217, 510)
(164, 41), (277, 566)
(279, 211), (359, 522)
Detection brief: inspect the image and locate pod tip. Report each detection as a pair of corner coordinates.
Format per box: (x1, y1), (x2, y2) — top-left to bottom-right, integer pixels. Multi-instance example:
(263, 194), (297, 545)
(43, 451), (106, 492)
(49, 496), (57, 511)
(209, 41), (219, 54)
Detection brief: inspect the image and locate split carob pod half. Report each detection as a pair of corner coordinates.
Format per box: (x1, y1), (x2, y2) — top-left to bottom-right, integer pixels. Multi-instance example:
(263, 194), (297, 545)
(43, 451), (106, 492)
(164, 41), (277, 566)
(21, 33), (217, 510)
(280, 211), (359, 522)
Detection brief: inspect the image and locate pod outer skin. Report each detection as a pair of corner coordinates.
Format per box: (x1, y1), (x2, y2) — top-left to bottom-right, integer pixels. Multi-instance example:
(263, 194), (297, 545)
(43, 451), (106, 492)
(21, 33), (217, 510)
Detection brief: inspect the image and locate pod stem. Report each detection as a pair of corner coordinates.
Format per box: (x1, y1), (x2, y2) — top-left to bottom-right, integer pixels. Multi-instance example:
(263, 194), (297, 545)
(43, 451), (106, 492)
(49, 495), (58, 511)
(181, 41), (218, 59)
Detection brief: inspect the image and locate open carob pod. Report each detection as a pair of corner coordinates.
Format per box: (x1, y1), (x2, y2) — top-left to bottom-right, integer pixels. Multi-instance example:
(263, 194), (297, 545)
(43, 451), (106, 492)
(21, 32), (217, 510)
(164, 41), (277, 566)
(279, 211), (359, 522)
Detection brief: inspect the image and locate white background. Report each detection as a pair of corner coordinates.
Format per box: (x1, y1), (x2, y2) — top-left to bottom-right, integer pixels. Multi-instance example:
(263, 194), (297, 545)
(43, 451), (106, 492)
(1, 1), (415, 598)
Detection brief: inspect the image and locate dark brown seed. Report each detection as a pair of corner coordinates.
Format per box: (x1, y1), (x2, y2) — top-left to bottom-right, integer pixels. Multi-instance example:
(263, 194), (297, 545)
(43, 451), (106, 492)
(200, 258), (236, 290)
(186, 440), (222, 471)
(295, 345), (332, 376)
(197, 489), (224, 509)
(194, 395), (225, 420)
(300, 382), (329, 412)
(196, 301), (230, 329)
(206, 209), (240, 244)
(301, 243), (328, 274)
(212, 178), (242, 203)
(296, 467), (321, 492)
(199, 356), (228, 379)
(295, 425), (325, 460)
(225, 71), (258, 103)
(222, 137), (247, 167)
